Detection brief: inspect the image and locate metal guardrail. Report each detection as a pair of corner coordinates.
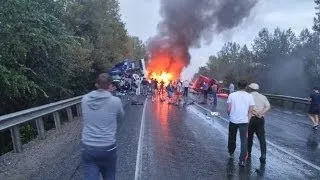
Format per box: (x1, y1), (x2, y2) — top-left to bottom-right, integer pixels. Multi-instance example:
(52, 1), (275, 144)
(221, 88), (310, 109)
(0, 96), (83, 153)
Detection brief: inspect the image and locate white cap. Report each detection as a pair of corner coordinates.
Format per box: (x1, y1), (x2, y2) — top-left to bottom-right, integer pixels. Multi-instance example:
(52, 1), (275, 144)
(248, 83), (259, 90)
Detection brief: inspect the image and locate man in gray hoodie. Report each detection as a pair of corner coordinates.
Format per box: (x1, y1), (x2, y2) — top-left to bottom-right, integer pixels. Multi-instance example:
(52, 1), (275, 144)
(81, 73), (124, 180)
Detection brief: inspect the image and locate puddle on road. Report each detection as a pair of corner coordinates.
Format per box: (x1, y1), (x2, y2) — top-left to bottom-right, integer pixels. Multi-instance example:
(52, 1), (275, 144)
(186, 105), (229, 136)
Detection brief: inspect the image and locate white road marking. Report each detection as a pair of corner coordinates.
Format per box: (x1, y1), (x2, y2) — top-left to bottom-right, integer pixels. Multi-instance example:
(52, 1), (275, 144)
(193, 102), (320, 171)
(134, 98), (148, 180)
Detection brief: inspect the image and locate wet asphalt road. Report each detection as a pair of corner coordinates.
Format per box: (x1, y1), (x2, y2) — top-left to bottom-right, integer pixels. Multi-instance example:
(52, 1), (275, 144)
(135, 95), (320, 179)
(13, 94), (318, 179)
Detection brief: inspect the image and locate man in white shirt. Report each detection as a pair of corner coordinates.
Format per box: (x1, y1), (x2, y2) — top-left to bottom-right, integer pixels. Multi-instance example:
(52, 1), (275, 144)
(227, 80), (255, 166)
(247, 83), (270, 164)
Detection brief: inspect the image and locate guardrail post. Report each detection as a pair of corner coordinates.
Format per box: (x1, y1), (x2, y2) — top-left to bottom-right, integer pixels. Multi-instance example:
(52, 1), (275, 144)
(10, 126), (22, 153)
(35, 117), (45, 140)
(66, 107), (73, 121)
(53, 112), (61, 131)
(280, 100), (284, 108)
(76, 104), (82, 118)
(292, 102), (296, 110)
(305, 104), (310, 112)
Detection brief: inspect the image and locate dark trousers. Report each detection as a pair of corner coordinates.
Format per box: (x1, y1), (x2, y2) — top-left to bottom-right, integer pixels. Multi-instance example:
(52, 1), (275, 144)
(212, 92), (217, 105)
(183, 87), (188, 97)
(228, 122), (248, 161)
(248, 116), (266, 158)
(203, 90), (208, 100)
(82, 143), (117, 180)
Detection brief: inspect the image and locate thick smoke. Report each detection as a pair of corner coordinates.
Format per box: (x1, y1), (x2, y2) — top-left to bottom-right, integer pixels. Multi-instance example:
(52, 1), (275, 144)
(147, 0), (258, 69)
(259, 58), (310, 97)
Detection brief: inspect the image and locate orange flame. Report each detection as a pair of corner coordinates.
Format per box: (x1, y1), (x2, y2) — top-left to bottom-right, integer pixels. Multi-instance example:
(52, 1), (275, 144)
(149, 72), (173, 86)
(146, 51), (186, 86)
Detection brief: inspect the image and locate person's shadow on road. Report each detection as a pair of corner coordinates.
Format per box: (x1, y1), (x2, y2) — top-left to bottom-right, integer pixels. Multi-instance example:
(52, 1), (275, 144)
(226, 158), (236, 180)
(255, 164), (266, 179)
(307, 130), (319, 150)
(227, 157), (266, 180)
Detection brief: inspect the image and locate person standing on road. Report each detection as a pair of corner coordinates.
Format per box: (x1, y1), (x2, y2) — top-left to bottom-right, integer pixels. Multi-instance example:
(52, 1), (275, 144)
(167, 81), (174, 104)
(247, 83), (271, 164)
(176, 79), (183, 95)
(308, 87), (320, 130)
(202, 82), (209, 103)
(160, 80), (165, 94)
(81, 73), (125, 180)
(141, 78), (149, 95)
(183, 80), (189, 97)
(211, 83), (218, 106)
(135, 77), (141, 95)
(229, 82), (235, 94)
(175, 79), (183, 104)
(227, 80), (254, 167)
(150, 79), (156, 102)
(154, 79), (159, 94)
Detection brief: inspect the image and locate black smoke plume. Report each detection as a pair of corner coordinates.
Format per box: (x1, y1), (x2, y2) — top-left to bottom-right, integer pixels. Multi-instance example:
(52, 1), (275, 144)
(147, 0), (259, 68)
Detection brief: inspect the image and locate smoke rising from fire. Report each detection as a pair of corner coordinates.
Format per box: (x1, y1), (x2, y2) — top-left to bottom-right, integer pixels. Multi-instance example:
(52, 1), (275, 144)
(146, 0), (258, 84)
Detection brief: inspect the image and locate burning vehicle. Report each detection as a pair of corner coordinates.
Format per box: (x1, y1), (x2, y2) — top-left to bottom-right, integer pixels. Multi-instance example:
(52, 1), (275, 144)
(191, 75), (220, 92)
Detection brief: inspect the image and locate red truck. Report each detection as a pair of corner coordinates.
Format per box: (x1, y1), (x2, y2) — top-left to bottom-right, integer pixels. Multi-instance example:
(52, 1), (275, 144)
(191, 75), (228, 98)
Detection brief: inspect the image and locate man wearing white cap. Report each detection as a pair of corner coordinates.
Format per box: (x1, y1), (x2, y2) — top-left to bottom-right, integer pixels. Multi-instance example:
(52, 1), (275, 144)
(247, 83), (270, 164)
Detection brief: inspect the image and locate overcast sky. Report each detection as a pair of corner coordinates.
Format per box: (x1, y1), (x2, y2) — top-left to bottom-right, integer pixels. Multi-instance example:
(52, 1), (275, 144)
(118, 0), (316, 80)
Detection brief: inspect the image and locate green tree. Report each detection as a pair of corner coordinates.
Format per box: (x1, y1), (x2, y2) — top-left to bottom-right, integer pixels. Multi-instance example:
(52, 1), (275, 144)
(313, 0), (320, 32)
(0, 0), (81, 113)
(0, 0), (146, 115)
(64, 0), (128, 74)
(127, 36), (146, 60)
(297, 29), (320, 87)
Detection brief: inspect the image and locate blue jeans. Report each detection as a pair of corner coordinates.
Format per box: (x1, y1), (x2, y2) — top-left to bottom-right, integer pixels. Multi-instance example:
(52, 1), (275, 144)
(212, 92), (217, 105)
(82, 143), (117, 180)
